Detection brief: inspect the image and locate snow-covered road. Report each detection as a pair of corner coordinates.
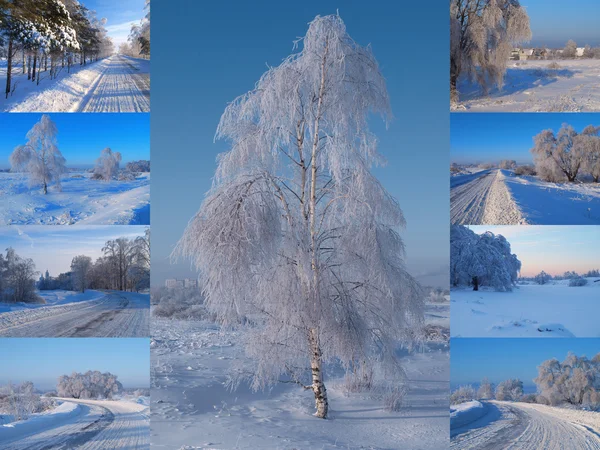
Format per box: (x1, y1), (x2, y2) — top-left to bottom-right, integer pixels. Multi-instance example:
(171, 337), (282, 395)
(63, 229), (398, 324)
(451, 169), (525, 225)
(1, 398), (149, 450)
(451, 400), (600, 449)
(0, 292), (149, 337)
(75, 55), (150, 112)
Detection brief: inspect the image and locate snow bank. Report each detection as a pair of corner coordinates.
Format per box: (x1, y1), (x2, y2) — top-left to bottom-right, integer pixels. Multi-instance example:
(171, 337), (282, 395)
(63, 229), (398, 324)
(0, 401), (82, 442)
(450, 401), (486, 429)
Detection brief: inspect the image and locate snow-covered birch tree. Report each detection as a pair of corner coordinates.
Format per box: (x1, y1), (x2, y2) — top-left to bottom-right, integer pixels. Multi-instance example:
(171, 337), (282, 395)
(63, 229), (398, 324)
(450, 0), (532, 104)
(71, 255), (92, 293)
(93, 147), (122, 181)
(9, 114), (66, 194)
(531, 124), (587, 183)
(175, 14), (424, 419)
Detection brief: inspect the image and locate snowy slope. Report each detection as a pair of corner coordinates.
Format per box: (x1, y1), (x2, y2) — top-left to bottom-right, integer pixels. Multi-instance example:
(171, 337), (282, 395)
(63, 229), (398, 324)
(454, 59), (600, 112)
(0, 172), (150, 225)
(451, 400), (600, 449)
(451, 279), (600, 337)
(450, 401), (486, 430)
(0, 290), (104, 314)
(151, 312), (450, 449)
(0, 398), (149, 449)
(0, 55), (150, 113)
(0, 291), (149, 338)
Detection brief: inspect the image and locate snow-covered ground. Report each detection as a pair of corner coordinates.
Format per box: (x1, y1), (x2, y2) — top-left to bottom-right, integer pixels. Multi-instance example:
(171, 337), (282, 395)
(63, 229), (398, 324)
(0, 290), (104, 314)
(454, 59), (600, 112)
(150, 302), (450, 449)
(451, 169), (600, 225)
(450, 400), (600, 449)
(0, 291), (149, 337)
(0, 397), (149, 449)
(451, 279), (600, 337)
(0, 171), (150, 225)
(0, 55), (150, 113)
(450, 400), (486, 430)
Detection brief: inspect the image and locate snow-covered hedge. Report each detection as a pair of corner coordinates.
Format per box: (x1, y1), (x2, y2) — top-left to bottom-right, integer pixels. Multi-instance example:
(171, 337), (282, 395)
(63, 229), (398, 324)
(569, 277), (588, 287)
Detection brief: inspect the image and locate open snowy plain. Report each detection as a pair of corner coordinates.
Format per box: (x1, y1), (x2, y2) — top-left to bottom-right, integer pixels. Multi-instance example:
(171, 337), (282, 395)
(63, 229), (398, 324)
(0, 171), (150, 225)
(451, 279), (600, 338)
(451, 169), (600, 225)
(450, 400), (600, 449)
(0, 55), (150, 113)
(0, 290), (149, 338)
(454, 59), (600, 112)
(150, 301), (450, 449)
(0, 397), (149, 449)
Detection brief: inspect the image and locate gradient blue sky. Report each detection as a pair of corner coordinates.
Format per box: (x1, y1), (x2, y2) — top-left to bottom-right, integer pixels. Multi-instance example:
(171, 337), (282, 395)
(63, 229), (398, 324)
(85, 0), (146, 48)
(151, 0), (449, 288)
(0, 114), (150, 169)
(0, 338), (149, 391)
(0, 226), (147, 275)
(452, 338), (600, 387)
(523, 0), (600, 47)
(451, 114), (599, 164)
(469, 225), (599, 277)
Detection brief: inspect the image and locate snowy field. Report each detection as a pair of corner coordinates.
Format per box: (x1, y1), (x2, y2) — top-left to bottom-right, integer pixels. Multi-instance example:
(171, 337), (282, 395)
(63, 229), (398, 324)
(451, 169), (600, 225)
(0, 55), (150, 113)
(454, 59), (600, 112)
(451, 279), (600, 338)
(450, 400), (600, 449)
(0, 291), (149, 338)
(0, 397), (149, 449)
(150, 302), (450, 449)
(0, 171), (150, 225)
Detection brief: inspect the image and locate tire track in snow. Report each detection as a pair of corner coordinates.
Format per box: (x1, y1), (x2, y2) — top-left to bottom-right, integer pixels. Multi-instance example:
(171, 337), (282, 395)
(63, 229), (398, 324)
(451, 169), (525, 225)
(75, 55), (150, 112)
(451, 401), (600, 449)
(0, 292), (149, 337)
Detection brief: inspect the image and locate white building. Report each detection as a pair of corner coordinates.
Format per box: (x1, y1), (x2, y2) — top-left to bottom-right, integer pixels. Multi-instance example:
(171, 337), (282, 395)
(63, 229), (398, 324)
(165, 279), (178, 288)
(165, 278), (198, 289)
(184, 278), (198, 288)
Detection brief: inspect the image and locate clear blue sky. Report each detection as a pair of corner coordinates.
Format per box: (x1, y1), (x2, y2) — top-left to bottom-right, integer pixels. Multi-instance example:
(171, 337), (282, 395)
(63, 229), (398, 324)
(84, 0), (146, 48)
(523, 0), (600, 47)
(451, 113), (599, 165)
(452, 338), (600, 387)
(151, 0), (449, 288)
(0, 114), (149, 169)
(0, 338), (149, 391)
(469, 225), (599, 277)
(0, 226), (147, 275)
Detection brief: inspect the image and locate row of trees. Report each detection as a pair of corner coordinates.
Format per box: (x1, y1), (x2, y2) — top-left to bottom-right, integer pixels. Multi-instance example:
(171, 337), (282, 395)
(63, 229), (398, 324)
(118, 0), (150, 59)
(0, 0), (114, 98)
(10, 115), (143, 194)
(0, 247), (40, 304)
(521, 269), (598, 286)
(57, 371), (122, 400)
(452, 353), (600, 411)
(450, 225), (521, 291)
(0, 381), (44, 421)
(39, 229), (150, 294)
(531, 123), (600, 183)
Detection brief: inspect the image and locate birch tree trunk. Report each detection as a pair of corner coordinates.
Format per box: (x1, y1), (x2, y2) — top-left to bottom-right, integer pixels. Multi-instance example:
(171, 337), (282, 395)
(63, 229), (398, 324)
(5, 39), (13, 99)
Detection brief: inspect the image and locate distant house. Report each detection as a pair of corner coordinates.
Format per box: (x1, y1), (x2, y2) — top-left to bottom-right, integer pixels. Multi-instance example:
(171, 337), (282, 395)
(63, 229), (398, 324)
(184, 278), (198, 288)
(511, 48), (534, 61)
(576, 47), (585, 57)
(165, 279), (178, 289)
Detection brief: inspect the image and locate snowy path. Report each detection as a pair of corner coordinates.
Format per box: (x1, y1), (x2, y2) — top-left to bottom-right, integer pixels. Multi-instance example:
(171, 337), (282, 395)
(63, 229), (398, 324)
(451, 169), (524, 225)
(451, 401), (600, 449)
(75, 55), (150, 112)
(1, 399), (149, 450)
(0, 292), (149, 337)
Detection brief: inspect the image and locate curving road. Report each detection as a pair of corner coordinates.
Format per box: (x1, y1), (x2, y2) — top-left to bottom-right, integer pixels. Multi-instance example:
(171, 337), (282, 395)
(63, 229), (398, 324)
(0, 292), (149, 337)
(1, 399), (149, 450)
(76, 55), (150, 112)
(451, 401), (600, 449)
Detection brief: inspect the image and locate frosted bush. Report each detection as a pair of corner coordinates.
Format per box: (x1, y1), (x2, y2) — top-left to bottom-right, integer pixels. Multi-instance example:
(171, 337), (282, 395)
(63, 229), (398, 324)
(383, 385), (408, 412)
(450, 385), (476, 405)
(569, 277), (588, 287)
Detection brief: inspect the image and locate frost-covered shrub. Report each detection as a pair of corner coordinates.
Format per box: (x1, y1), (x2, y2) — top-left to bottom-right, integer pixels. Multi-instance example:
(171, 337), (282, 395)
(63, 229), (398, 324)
(514, 165), (536, 176)
(569, 277), (588, 287)
(547, 62), (562, 70)
(383, 385), (408, 412)
(151, 286), (209, 320)
(477, 378), (494, 400)
(520, 393), (537, 403)
(495, 379), (523, 401)
(57, 371), (123, 400)
(450, 385), (476, 405)
(343, 365), (375, 394)
(534, 271), (551, 285)
(118, 171), (138, 181)
(93, 148), (122, 181)
(0, 382), (44, 421)
(499, 160), (517, 170)
(125, 160), (150, 173)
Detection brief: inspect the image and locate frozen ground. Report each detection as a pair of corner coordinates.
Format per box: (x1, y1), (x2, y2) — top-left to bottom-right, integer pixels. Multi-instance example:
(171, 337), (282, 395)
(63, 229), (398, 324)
(451, 279), (600, 338)
(0, 291), (149, 337)
(450, 169), (600, 225)
(0, 55), (150, 113)
(450, 400), (600, 449)
(0, 171), (150, 225)
(454, 59), (600, 112)
(150, 302), (450, 449)
(0, 397), (149, 449)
